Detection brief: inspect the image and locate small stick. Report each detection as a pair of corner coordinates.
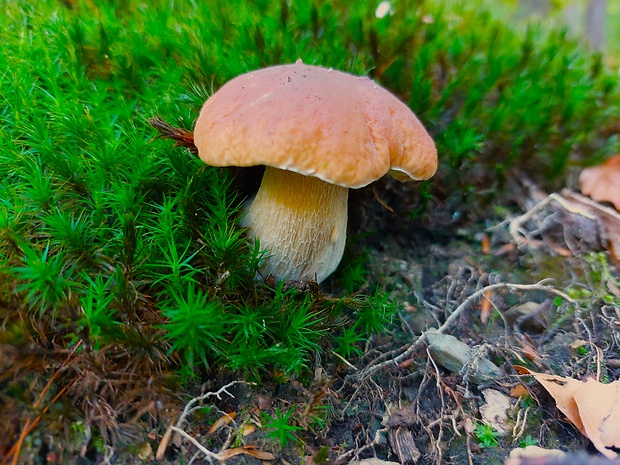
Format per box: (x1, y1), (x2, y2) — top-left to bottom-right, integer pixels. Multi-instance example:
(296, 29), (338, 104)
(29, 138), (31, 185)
(345, 281), (574, 384)
(169, 427), (219, 462)
(156, 381), (254, 460)
(332, 350), (358, 371)
(372, 185), (394, 213)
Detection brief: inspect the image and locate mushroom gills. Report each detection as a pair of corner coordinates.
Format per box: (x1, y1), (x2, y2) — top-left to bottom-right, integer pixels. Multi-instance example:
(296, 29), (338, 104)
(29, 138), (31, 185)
(240, 166), (348, 283)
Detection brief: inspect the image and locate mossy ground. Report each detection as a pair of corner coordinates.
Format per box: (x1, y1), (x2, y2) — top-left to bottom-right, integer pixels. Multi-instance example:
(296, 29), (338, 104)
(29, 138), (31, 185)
(2, 0), (620, 464)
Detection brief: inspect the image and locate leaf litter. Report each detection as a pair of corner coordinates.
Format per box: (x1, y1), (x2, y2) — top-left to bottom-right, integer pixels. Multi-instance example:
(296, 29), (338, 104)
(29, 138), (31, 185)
(516, 366), (620, 459)
(579, 154), (620, 212)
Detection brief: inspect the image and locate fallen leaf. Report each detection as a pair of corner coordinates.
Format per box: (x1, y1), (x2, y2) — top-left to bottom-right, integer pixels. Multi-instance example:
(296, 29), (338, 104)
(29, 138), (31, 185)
(480, 290), (493, 324)
(155, 423), (174, 460)
(517, 340), (544, 367)
(241, 424), (255, 436)
(207, 411), (236, 434)
(573, 380), (620, 455)
(217, 445), (275, 460)
(515, 365), (620, 459)
(509, 384), (529, 398)
(481, 233), (491, 254)
(579, 154), (620, 211)
(494, 242), (517, 257)
(514, 366), (584, 433)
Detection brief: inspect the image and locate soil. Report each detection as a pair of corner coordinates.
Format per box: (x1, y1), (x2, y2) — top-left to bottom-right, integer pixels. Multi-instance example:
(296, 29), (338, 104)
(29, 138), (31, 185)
(7, 179), (620, 465)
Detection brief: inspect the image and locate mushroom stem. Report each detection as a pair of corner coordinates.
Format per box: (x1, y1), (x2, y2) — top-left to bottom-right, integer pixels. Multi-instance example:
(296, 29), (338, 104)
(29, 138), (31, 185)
(241, 166), (348, 283)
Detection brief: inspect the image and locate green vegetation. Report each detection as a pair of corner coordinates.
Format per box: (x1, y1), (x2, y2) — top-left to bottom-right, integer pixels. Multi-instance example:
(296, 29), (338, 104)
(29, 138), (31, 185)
(519, 434), (538, 448)
(564, 253), (620, 316)
(0, 0), (397, 446)
(1, 0), (619, 454)
(262, 406), (304, 447)
(610, 2), (620, 61)
(474, 423), (501, 448)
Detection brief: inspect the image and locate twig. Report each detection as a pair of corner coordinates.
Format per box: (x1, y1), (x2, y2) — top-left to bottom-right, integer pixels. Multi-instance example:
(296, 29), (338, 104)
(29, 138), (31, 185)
(187, 451), (201, 465)
(427, 350), (445, 465)
(466, 429), (474, 465)
(512, 406), (530, 444)
(595, 344), (604, 382)
(414, 356), (435, 419)
(101, 445), (114, 465)
(177, 381), (252, 429)
(156, 381), (254, 461)
(426, 414), (459, 431)
(331, 350), (358, 371)
(169, 426), (219, 462)
(509, 192), (596, 246)
(372, 185), (394, 213)
(512, 408), (523, 439)
(344, 281), (574, 385)
(577, 317), (603, 381)
(335, 427), (388, 463)
(440, 380), (466, 438)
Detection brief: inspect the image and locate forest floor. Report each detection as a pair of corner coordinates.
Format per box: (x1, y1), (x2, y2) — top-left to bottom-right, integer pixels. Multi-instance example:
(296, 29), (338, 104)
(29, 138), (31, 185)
(12, 176), (620, 465)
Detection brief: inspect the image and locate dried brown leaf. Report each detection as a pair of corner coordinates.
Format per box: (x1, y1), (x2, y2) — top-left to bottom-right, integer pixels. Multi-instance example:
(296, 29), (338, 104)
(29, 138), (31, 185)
(510, 384), (529, 398)
(572, 379), (620, 456)
(481, 233), (491, 254)
(217, 445), (275, 460)
(579, 154), (620, 211)
(480, 290), (493, 324)
(207, 411), (236, 434)
(241, 424), (255, 436)
(516, 366), (620, 459)
(517, 341), (544, 367)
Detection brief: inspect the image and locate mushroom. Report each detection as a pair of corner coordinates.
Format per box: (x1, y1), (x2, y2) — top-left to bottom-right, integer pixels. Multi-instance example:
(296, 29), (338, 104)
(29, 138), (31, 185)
(193, 60), (437, 283)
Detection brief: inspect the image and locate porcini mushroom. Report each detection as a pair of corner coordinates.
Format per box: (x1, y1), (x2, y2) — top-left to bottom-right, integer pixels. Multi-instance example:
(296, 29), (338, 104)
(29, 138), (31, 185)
(194, 60), (437, 283)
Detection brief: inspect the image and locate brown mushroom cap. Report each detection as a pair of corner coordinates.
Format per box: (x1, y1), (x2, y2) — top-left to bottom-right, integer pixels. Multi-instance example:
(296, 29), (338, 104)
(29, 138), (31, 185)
(194, 61), (437, 188)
